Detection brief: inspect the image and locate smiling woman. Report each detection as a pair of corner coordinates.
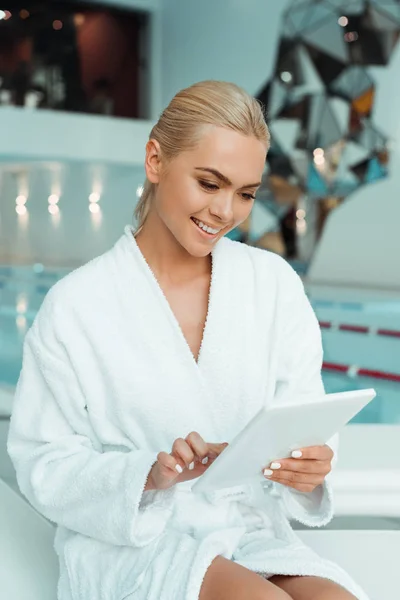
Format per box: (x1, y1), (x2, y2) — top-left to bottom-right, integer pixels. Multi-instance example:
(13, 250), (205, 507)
(134, 80), (269, 241)
(136, 124), (267, 259)
(7, 80), (368, 600)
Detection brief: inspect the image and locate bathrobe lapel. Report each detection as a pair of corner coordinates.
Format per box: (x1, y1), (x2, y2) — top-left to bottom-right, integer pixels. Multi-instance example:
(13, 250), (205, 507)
(122, 227), (278, 444)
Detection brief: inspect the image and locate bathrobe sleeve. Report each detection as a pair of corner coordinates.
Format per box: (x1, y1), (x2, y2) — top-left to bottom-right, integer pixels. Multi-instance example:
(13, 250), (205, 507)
(272, 263), (338, 527)
(7, 292), (176, 548)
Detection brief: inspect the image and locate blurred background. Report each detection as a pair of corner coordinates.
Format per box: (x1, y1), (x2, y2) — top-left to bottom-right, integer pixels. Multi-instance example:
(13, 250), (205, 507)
(1, 0), (400, 567)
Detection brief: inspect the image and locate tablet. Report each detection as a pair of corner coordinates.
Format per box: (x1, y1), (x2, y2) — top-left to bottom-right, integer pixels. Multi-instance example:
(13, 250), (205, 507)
(191, 388), (376, 494)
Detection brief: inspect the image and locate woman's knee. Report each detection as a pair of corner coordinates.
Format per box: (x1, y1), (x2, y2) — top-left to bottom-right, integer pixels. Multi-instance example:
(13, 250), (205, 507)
(199, 556), (293, 600)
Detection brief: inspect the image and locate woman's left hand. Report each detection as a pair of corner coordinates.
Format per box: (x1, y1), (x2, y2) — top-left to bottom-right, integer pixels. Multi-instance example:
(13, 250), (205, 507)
(262, 445), (334, 493)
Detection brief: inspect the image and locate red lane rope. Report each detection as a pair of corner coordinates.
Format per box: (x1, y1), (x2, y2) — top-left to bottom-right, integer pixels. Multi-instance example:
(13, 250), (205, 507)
(377, 328), (400, 338)
(322, 361), (400, 383)
(318, 322), (400, 338)
(339, 324), (369, 334)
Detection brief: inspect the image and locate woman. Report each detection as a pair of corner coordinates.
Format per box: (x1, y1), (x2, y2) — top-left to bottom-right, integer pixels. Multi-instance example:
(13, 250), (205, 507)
(7, 81), (369, 600)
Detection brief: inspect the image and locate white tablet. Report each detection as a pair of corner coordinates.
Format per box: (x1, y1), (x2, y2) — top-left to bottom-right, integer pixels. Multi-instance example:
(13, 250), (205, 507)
(191, 388), (376, 494)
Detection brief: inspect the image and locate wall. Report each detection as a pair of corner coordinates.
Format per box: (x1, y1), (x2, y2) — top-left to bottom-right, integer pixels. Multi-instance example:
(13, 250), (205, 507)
(308, 42), (400, 291)
(160, 0), (290, 105)
(0, 107), (153, 165)
(84, 0), (159, 10)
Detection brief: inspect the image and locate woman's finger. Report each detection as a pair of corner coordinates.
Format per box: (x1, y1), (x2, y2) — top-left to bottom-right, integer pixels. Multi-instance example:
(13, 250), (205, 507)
(185, 432), (213, 466)
(263, 458), (331, 476)
(157, 451), (183, 476)
(263, 468), (324, 487)
(289, 445), (333, 461)
(171, 437), (195, 469)
(207, 442), (229, 458)
(272, 479), (316, 494)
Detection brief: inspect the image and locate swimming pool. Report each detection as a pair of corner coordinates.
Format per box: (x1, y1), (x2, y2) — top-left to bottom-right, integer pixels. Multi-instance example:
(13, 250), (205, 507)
(1, 264), (400, 424)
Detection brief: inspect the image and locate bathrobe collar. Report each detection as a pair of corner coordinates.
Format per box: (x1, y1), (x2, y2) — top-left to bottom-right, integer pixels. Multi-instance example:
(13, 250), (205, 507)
(122, 225), (225, 372)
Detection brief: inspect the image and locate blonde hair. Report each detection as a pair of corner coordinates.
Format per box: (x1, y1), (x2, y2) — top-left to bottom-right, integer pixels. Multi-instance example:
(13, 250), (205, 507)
(134, 80), (270, 232)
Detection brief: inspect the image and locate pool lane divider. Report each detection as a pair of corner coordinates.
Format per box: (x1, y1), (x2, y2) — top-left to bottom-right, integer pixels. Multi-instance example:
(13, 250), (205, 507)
(322, 362), (400, 383)
(319, 321), (400, 338)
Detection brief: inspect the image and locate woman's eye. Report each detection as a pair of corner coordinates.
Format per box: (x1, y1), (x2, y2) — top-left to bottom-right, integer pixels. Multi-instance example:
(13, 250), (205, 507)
(199, 180), (219, 191)
(242, 193), (256, 201)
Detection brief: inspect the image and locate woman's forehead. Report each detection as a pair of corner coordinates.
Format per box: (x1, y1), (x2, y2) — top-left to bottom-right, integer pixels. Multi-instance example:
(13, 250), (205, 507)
(185, 126), (266, 178)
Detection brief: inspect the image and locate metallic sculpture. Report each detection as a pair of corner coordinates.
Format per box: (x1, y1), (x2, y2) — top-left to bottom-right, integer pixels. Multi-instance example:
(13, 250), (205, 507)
(234, 0), (399, 258)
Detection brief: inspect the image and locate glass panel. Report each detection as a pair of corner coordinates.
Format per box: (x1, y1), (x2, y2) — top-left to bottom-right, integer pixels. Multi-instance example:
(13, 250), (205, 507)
(304, 19), (349, 62)
(0, 2), (149, 119)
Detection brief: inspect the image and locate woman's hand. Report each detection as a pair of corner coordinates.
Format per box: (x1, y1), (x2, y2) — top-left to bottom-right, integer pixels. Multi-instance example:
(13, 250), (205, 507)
(261, 444), (333, 493)
(147, 431), (228, 491)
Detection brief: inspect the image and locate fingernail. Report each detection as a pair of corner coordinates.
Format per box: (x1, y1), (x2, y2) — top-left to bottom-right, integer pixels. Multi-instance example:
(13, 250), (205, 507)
(292, 451), (302, 458)
(201, 457), (209, 465)
(188, 461), (194, 470)
(175, 464), (183, 473)
(270, 462), (281, 470)
(263, 469), (273, 477)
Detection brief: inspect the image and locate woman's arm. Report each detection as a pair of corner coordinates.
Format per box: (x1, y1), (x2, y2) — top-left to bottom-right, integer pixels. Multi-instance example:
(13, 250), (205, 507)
(7, 293), (176, 547)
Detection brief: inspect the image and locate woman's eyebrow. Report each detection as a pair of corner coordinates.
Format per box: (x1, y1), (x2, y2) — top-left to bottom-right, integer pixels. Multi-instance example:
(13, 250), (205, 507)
(195, 167), (261, 189)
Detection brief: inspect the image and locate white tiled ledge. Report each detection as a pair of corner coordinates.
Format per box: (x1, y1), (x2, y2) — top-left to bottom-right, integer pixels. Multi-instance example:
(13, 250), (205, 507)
(332, 469), (400, 517)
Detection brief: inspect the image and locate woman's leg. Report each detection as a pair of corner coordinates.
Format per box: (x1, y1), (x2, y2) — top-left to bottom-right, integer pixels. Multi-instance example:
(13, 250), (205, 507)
(199, 556), (293, 600)
(269, 575), (358, 599)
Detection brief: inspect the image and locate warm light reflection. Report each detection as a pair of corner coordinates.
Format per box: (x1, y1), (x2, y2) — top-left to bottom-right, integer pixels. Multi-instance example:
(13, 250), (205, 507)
(16, 195), (27, 205)
(53, 19), (63, 30)
(48, 194), (59, 204)
(19, 9), (29, 19)
(74, 13), (85, 26)
(89, 192), (100, 203)
(338, 16), (348, 27)
(313, 148), (324, 158)
(296, 209), (306, 220)
(16, 315), (27, 332)
(90, 202), (102, 230)
(296, 218), (307, 235)
(16, 294), (28, 314)
(314, 155), (326, 166)
(344, 31), (358, 43)
(48, 204), (59, 215)
(89, 203), (100, 214)
(16, 205), (27, 216)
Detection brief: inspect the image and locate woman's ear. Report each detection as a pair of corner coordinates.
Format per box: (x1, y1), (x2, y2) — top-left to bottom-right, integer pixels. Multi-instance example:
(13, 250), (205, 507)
(145, 139), (162, 184)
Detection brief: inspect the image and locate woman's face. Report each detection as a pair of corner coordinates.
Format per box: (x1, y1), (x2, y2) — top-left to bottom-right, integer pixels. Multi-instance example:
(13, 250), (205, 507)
(145, 125), (267, 257)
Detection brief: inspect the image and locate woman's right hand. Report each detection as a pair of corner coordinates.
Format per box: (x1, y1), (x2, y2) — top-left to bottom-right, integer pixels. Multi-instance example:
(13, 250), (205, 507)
(147, 431), (229, 491)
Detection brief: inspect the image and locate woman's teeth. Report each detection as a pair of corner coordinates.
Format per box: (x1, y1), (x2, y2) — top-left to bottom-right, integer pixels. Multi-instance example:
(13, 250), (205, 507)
(192, 218), (221, 235)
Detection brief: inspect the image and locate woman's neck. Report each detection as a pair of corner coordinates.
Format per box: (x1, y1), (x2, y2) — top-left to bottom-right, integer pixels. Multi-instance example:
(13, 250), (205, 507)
(134, 211), (211, 285)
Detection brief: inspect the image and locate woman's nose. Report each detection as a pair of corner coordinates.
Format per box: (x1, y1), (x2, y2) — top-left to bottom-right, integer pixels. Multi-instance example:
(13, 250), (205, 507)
(209, 192), (234, 223)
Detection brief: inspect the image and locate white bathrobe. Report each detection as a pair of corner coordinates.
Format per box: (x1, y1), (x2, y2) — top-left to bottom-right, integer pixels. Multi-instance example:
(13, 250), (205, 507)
(7, 225), (369, 600)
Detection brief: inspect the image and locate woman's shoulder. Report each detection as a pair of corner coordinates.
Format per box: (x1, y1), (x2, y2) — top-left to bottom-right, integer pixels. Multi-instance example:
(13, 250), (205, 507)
(222, 236), (300, 287)
(35, 243), (124, 332)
